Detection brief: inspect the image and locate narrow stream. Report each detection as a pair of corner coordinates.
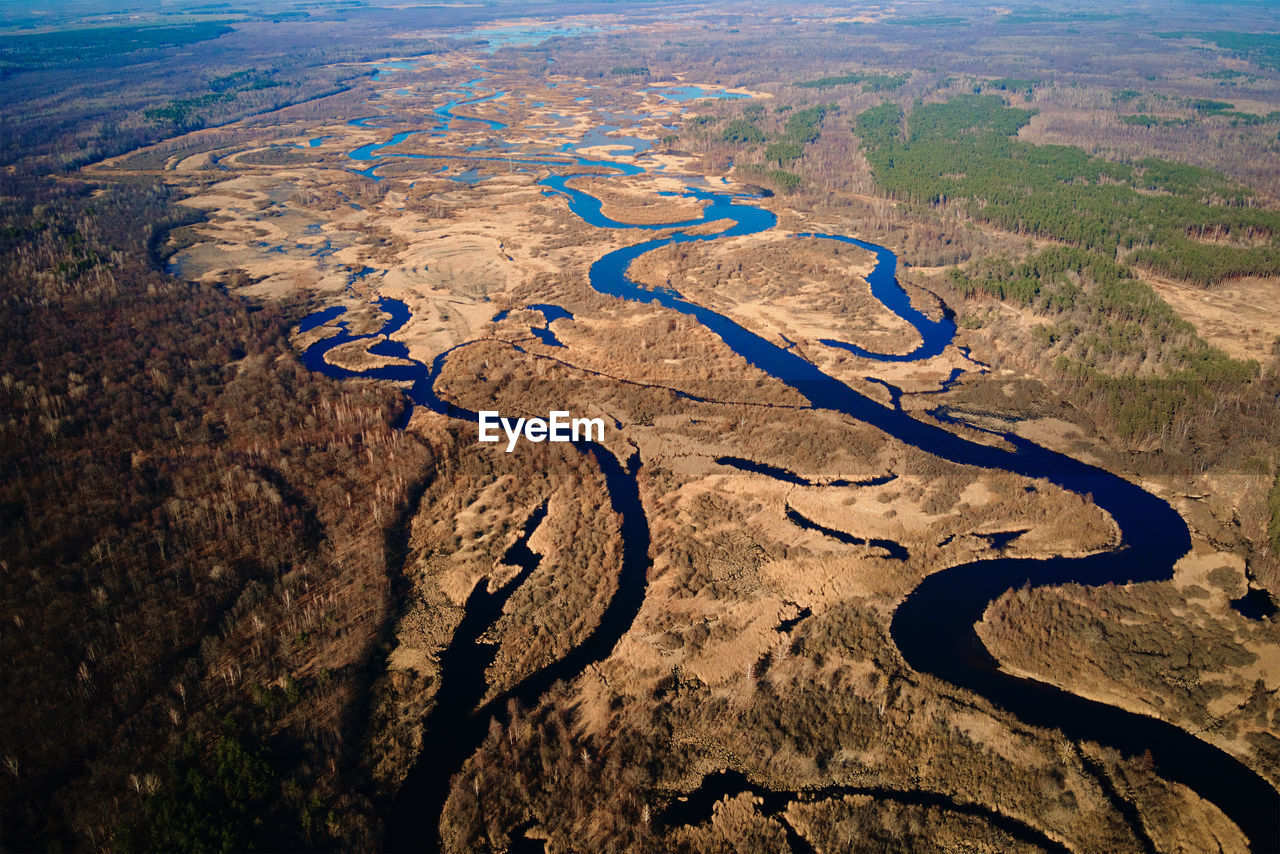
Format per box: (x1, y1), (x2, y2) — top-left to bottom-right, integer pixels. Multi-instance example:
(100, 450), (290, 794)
(662, 768), (1076, 853)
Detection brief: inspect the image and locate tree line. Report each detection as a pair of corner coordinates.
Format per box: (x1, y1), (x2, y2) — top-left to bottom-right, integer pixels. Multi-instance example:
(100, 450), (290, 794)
(853, 94), (1280, 286)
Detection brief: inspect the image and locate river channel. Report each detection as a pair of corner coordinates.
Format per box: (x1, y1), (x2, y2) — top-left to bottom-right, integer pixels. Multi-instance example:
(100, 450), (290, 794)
(298, 69), (1278, 852)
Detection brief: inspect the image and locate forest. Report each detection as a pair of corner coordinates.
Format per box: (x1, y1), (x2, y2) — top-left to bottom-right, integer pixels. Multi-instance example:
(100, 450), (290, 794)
(852, 95), (1280, 285)
(945, 247), (1267, 442)
(0, 167), (440, 849)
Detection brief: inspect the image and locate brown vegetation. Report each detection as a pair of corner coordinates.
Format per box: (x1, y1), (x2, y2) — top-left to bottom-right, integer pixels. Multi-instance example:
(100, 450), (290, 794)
(6, 1), (1280, 850)
(980, 564), (1280, 785)
(0, 172), (433, 848)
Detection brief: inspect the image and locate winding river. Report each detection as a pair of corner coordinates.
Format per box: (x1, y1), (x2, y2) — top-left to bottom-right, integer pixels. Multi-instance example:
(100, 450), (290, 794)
(299, 68), (1279, 852)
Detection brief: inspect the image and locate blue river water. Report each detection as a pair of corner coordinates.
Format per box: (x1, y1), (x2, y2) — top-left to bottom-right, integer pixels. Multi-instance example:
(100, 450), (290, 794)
(491, 304), (572, 346)
(644, 84), (751, 101)
(793, 232), (956, 361)
(298, 68), (1279, 853)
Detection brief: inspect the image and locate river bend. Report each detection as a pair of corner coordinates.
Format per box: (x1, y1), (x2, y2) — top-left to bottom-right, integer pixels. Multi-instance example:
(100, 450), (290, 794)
(298, 66), (1278, 852)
